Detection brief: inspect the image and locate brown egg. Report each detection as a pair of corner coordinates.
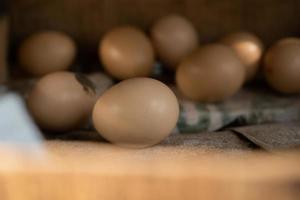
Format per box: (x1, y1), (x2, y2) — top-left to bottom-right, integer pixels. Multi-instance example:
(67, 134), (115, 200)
(221, 32), (264, 81)
(264, 37), (300, 94)
(18, 31), (76, 76)
(176, 44), (245, 102)
(275, 37), (300, 45)
(151, 14), (199, 69)
(27, 71), (96, 132)
(99, 26), (154, 80)
(92, 78), (179, 148)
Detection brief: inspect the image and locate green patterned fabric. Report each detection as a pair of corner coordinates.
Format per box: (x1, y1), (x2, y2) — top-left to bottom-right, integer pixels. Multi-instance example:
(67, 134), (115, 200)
(176, 87), (300, 133)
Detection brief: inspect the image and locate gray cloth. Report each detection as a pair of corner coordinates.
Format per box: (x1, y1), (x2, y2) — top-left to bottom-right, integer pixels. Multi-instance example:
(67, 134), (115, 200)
(176, 87), (300, 133)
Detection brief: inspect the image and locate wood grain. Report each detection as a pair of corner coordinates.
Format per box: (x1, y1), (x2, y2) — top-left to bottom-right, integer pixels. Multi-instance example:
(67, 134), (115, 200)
(0, 16), (8, 82)
(0, 140), (299, 200)
(10, 0), (300, 54)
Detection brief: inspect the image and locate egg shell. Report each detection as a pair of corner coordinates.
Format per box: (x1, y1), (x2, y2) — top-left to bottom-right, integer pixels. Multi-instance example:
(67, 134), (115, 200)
(99, 26), (155, 80)
(27, 71), (96, 132)
(151, 14), (199, 69)
(176, 44), (245, 102)
(221, 32), (264, 81)
(276, 37), (300, 45)
(92, 77), (179, 148)
(18, 31), (76, 76)
(264, 37), (300, 94)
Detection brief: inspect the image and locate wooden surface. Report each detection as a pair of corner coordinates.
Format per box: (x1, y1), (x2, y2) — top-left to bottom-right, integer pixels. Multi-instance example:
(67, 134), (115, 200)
(0, 16), (8, 82)
(0, 139), (299, 200)
(10, 0), (300, 57)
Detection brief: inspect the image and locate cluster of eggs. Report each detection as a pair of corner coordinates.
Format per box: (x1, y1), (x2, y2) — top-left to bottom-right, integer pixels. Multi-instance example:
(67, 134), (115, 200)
(18, 14), (300, 148)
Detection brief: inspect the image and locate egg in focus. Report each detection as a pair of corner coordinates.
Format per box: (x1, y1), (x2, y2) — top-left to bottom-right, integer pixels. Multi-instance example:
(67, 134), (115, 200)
(92, 77), (179, 148)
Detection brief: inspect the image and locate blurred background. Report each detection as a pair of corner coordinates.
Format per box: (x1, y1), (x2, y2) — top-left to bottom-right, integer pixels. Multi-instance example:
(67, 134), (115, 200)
(8, 0), (300, 71)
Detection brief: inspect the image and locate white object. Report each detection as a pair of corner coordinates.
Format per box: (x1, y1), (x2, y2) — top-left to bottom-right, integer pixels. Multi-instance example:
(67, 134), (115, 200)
(0, 92), (43, 146)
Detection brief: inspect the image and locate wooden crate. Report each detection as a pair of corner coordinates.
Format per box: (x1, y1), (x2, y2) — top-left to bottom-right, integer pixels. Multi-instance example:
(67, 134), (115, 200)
(9, 0), (300, 61)
(0, 1), (300, 199)
(0, 16), (8, 82)
(0, 139), (300, 200)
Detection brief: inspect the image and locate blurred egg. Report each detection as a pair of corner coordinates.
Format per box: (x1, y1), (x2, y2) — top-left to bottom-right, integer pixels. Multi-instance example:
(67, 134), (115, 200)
(99, 26), (154, 80)
(18, 31), (76, 76)
(27, 71), (96, 132)
(275, 37), (300, 45)
(151, 14), (199, 69)
(92, 78), (179, 148)
(221, 32), (264, 81)
(176, 44), (245, 102)
(264, 37), (300, 94)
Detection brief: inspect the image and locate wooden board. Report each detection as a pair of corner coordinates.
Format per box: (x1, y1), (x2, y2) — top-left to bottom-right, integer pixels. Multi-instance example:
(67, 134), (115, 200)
(0, 16), (8, 82)
(10, 0), (300, 55)
(0, 139), (299, 200)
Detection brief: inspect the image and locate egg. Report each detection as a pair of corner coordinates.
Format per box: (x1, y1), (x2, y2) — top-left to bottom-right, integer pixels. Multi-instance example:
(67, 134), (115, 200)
(27, 71), (96, 132)
(264, 37), (300, 94)
(275, 37), (300, 45)
(151, 14), (199, 69)
(176, 44), (245, 102)
(18, 31), (76, 76)
(220, 32), (264, 81)
(99, 26), (154, 80)
(92, 78), (179, 148)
